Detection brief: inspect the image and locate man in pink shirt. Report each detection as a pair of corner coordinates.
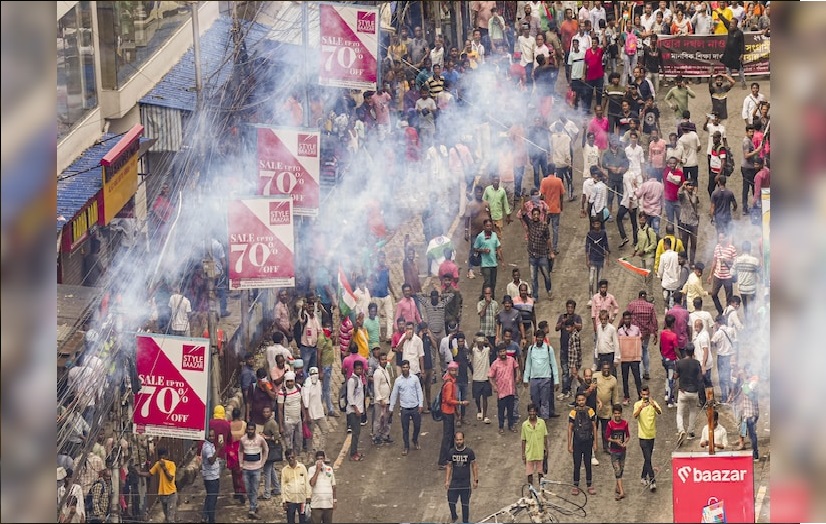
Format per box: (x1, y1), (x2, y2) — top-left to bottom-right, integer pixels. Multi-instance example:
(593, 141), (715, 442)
(635, 174), (664, 235)
(438, 248), (460, 290)
(751, 156), (769, 210)
(586, 106), (610, 151)
(370, 87), (392, 141)
(488, 345), (520, 432)
(590, 279), (620, 332)
(647, 128), (667, 180)
(394, 283), (423, 326)
(662, 156), (685, 229)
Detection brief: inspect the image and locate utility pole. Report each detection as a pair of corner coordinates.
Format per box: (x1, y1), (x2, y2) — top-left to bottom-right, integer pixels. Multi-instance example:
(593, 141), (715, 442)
(190, 1), (221, 408)
(302, 1), (310, 129)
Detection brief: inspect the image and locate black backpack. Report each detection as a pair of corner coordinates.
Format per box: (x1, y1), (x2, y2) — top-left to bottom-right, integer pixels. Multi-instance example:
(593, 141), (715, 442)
(431, 382), (447, 422)
(573, 408), (594, 443)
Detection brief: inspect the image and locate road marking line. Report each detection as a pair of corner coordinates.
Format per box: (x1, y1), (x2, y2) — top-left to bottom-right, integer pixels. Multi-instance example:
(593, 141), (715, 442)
(333, 433), (351, 470)
(755, 484), (767, 519)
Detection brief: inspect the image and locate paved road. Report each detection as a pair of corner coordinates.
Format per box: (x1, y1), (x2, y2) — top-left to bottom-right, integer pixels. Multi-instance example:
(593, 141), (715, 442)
(150, 80), (771, 524)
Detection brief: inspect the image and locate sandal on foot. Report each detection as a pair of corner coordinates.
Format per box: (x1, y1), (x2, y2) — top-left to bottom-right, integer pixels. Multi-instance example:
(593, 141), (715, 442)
(571, 487), (580, 495)
(615, 494), (625, 501)
(587, 487), (597, 495)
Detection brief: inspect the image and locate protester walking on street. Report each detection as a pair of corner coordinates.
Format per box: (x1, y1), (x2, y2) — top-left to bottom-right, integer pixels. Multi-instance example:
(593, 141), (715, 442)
(390, 360), (425, 458)
(281, 448), (310, 524)
(568, 392), (598, 496)
(445, 431), (478, 524)
(633, 386), (662, 491)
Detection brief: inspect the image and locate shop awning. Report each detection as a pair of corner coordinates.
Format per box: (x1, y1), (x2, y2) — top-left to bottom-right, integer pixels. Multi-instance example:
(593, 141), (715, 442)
(56, 134), (153, 234)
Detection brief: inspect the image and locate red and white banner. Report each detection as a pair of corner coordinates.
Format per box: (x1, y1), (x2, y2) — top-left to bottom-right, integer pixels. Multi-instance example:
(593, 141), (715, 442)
(672, 451), (756, 523)
(133, 334), (210, 440)
(319, 3), (379, 90)
(256, 127), (320, 217)
(227, 196), (295, 290)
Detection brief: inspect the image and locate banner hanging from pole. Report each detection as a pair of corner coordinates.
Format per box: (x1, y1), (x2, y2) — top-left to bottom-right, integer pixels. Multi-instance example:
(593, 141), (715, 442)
(227, 196), (296, 290)
(133, 334), (210, 440)
(255, 126), (320, 217)
(658, 33), (770, 77)
(319, 3), (379, 90)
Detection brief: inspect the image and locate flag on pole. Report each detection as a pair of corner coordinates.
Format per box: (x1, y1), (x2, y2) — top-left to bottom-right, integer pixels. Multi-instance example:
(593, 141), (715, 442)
(617, 257), (651, 278)
(338, 268), (357, 317)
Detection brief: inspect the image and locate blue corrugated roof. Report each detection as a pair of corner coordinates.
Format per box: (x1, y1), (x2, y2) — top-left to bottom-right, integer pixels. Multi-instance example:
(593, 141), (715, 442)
(56, 135), (151, 232)
(140, 17), (277, 112)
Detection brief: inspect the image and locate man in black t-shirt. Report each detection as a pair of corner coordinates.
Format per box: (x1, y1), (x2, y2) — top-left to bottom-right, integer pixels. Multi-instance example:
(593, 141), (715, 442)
(445, 431), (478, 524)
(674, 346), (703, 446)
(709, 175), (738, 236)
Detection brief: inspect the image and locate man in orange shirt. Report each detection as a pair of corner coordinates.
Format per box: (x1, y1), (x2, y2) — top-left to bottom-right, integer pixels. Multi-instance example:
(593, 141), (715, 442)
(539, 172), (564, 255)
(559, 8), (580, 83)
(439, 361), (470, 470)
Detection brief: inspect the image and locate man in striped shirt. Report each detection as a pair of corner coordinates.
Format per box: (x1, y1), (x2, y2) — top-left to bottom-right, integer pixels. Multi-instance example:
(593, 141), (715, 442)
(707, 233), (737, 316)
(732, 241), (761, 317)
(626, 291), (659, 380)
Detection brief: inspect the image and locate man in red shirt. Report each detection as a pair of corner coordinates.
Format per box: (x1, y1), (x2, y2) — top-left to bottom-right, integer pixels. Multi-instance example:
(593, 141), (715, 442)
(662, 156), (685, 228)
(659, 314), (679, 408)
(583, 38), (605, 112)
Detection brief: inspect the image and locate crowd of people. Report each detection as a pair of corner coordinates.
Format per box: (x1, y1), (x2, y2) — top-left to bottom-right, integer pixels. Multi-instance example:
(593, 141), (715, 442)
(57, 2), (770, 523)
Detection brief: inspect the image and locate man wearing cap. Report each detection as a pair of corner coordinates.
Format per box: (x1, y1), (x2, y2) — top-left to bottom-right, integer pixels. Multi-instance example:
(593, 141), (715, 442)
(390, 359), (424, 457)
(302, 367), (330, 460)
(278, 371), (307, 458)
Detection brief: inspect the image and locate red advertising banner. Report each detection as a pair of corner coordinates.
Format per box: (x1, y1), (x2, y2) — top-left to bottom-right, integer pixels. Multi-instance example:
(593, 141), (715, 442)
(319, 3), (379, 90)
(227, 196), (295, 290)
(133, 334), (210, 440)
(256, 127), (320, 217)
(672, 451), (756, 523)
(658, 33), (770, 77)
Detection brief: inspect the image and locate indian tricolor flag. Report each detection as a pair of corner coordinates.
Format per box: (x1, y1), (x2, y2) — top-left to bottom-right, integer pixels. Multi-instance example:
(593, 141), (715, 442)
(338, 268), (357, 317)
(617, 257), (651, 278)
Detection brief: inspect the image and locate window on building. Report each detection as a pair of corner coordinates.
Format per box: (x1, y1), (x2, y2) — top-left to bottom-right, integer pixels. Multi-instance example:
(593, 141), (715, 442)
(97, 1), (194, 91)
(58, 1), (98, 139)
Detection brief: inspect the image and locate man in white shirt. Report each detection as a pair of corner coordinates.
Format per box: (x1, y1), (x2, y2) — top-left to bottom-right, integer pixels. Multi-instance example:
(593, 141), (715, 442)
(534, 33), (551, 68)
(578, 1), (591, 24)
(168, 285), (192, 336)
(710, 315), (735, 401)
(689, 298), (715, 333)
(676, 126), (702, 186)
(703, 112), (727, 179)
(700, 411), (729, 450)
(657, 238), (681, 309)
(399, 322), (425, 375)
(640, 3), (657, 34)
(266, 332), (293, 379)
(590, 1), (607, 32)
(301, 367), (330, 458)
(741, 83), (766, 126)
(691, 3), (714, 35)
(568, 39), (587, 111)
(372, 353), (393, 444)
(624, 132), (646, 177)
(594, 309), (620, 376)
(588, 166), (609, 222)
(691, 318), (712, 404)
(654, 1), (673, 25)
(518, 25), (537, 78)
(308, 451), (337, 523)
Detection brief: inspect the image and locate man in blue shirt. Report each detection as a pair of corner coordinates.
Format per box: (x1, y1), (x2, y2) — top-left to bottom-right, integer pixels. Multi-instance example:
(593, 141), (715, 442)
(389, 360), (425, 455)
(473, 219), (503, 300)
(523, 330), (561, 420)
